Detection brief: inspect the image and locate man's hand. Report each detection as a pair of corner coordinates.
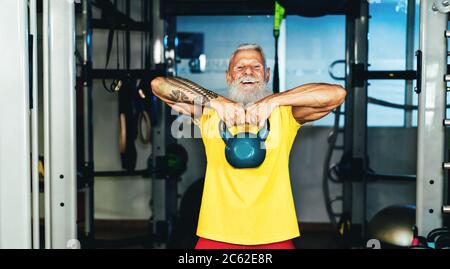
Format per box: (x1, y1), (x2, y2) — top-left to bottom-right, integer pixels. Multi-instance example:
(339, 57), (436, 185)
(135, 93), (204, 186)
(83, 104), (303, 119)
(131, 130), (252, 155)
(210, 96), (246, 127)
(245, 96), (279, 128)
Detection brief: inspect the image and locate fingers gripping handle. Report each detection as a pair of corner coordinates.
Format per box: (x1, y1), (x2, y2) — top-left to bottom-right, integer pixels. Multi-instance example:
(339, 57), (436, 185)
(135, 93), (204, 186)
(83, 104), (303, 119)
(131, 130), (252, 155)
(219, 120), (270, 143)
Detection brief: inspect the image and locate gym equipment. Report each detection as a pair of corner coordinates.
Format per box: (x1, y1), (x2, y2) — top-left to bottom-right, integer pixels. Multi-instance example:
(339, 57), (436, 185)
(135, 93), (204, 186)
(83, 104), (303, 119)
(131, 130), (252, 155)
(168, 178), (204, 249)
(328, 60), (346, 81)
(434, 0), (450, 14)
(117, 76), (157, 170)
(136, 76), (157, 145)
(219, 120), (270, 169)
(409, 226), (450, 249)
(409, 226), (431, 249)
(443, 205), (450, 213)
(147, 143), (188, 179)
(277, 0), (350, 17)
(164, 143), (188, 178)
(118, 79), (138, 171)
(137, 110), (151, 144)
(177, 33), (205, 73)
(424, 227), (450, 249)
(427, 227), (450, 243)
(367, 205), (415, 247)
(435, 234), (450, 249)
(272, 0), (285, 93)
(95, 143), (188, 179)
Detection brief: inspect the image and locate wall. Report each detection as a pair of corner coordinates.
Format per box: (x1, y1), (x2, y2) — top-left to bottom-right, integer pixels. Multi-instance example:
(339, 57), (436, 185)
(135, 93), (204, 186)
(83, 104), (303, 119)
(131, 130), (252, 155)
(290, 127), (417, 222)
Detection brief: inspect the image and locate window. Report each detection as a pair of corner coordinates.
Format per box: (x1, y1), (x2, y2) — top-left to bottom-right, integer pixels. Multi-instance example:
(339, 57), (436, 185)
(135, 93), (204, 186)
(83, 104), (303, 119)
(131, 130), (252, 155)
(368, 1), (419, 127)
(286, 15), (346, 126)
(177, 15), (346, 126)
(176, 2), (421, 127)
(176, 16), (275, 97)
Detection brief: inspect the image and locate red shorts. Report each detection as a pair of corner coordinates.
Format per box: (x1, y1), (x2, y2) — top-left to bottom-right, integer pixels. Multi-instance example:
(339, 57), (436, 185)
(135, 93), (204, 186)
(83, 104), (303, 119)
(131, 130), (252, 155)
(195, 237), (295, 250)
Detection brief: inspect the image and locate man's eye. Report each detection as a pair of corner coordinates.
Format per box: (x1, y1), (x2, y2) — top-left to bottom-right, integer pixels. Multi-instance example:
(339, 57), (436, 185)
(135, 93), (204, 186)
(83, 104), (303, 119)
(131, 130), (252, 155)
(236, 66), (243, 70)
(253, 66), (261, 69)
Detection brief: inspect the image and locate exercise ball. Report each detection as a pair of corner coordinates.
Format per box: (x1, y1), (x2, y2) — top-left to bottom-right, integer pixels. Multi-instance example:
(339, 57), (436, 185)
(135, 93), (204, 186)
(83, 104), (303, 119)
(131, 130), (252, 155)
(367, 205), (415, 247)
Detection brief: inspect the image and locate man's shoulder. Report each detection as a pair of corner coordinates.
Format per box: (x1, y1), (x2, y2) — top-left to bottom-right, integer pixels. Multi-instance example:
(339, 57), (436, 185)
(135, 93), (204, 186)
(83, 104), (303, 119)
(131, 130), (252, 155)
(273, 105), (292, 117)
(276, 105), (302, 129)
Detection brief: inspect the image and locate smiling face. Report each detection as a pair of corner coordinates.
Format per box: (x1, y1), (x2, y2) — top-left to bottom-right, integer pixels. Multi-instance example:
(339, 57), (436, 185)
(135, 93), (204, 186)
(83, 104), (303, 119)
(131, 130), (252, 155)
(226, 49), (271, 105)
(226, 49), (270, 89)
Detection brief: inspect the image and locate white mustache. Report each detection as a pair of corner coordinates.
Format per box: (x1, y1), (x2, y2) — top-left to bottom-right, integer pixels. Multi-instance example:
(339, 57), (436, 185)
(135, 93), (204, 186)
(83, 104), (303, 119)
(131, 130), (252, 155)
(227, 78), (272, 106)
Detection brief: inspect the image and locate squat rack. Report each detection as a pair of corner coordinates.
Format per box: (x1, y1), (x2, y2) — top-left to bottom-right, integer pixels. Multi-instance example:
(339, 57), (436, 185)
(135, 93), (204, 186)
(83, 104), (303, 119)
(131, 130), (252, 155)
(79, 0), (172, 249)
(420, 0), (449, 235)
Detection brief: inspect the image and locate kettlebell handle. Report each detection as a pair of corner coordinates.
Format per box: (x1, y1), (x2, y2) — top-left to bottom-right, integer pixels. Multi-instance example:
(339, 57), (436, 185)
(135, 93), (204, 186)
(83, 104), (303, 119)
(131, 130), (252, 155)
(218, 120), (270, 143)
(218, 120), (233, 143)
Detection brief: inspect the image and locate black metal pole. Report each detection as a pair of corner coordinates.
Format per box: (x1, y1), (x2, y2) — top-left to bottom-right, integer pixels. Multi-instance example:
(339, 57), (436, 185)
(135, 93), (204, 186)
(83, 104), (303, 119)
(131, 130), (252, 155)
(82, 0), (95, 248)
(126, 0), (131, 71)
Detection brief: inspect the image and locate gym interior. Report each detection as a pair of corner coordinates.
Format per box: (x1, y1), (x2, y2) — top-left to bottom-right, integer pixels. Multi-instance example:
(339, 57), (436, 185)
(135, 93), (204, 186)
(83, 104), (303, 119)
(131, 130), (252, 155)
(1, 0), (450, 249)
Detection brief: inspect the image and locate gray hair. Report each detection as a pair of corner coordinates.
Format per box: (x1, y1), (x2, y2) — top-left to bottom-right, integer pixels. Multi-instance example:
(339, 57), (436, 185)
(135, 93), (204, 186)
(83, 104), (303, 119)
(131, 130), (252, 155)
(228, 43), (267, 71)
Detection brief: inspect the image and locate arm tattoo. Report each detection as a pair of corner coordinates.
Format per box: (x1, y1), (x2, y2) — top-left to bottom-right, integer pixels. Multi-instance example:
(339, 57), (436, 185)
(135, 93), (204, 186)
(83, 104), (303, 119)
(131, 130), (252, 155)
(172, 77), (218, 100)
(163, 76), (219, 106)
(169, 89), (190, 102)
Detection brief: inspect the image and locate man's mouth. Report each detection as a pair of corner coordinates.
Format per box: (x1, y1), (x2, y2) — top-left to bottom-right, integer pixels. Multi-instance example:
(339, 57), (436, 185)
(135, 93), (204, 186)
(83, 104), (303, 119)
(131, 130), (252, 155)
(240, 79), (258, 86)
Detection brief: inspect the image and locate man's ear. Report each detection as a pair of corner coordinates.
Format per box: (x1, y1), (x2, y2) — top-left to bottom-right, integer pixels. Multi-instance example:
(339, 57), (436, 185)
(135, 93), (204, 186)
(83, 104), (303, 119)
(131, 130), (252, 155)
(226, 70), (232, 84)
(265, 67), (271, 82)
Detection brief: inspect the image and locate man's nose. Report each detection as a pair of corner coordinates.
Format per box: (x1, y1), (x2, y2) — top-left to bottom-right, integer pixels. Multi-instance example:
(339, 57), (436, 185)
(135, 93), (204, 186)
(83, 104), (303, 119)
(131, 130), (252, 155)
(243, 66), (253, 75)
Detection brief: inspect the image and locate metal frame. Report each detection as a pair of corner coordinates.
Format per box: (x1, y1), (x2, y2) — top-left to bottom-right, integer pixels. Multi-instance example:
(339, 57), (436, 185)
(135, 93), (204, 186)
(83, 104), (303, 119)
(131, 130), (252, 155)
(81, 0), (95, 246)
(43, 0), (77, 248)
(342, 0), (369, 242)
(77, 0), (162, 248)
(150, 0), (179, 248)
(43, 0), (51, 248)
(29, 0), (40, 249)
(352, 0), (369, 238)
(404, 0), (416, 127)
(161, 0), (351, 17)
(416, 0), (447, 236)
(151, 0), (168, 248)
(0, 0), (32, 249)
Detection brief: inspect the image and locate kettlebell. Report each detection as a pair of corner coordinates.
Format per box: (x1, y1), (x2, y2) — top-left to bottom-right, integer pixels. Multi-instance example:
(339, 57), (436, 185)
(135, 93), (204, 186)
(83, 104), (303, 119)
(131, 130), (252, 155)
(219, 120), (270, 169)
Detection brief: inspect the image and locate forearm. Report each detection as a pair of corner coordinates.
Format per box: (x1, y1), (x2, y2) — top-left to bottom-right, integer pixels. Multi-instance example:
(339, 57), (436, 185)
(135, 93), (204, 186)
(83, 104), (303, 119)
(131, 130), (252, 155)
(151, 76), (223, 107)
(269, 83), (346, 109)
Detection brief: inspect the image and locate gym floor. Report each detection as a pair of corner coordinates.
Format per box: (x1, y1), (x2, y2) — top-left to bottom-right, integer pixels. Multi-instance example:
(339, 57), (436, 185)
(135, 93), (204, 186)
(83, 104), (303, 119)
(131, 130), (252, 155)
(87, 222), (340, 249)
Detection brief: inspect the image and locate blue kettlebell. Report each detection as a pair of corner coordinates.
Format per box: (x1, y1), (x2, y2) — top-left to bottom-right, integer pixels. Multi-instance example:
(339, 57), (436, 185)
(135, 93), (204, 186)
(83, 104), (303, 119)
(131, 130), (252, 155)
(219, 120), (270, 169)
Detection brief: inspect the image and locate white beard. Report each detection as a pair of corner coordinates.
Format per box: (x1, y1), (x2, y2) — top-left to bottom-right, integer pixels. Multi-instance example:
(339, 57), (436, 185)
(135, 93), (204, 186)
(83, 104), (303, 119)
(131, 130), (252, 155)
(227, 77), (272, 106)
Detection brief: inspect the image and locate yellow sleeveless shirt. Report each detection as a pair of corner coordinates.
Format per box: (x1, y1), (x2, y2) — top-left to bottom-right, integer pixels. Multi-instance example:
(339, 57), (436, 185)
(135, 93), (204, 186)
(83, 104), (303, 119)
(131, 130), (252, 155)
(196, 105), (301, 245)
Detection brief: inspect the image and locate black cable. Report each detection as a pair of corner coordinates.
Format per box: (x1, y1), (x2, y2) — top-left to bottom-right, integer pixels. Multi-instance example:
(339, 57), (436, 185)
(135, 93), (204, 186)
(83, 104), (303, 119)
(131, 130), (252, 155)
(273, 35), (280, 94)
(100, 0), (124, 94)
(75, 49), (84, 65)
(116, 0), (119, 70)
(141, 0), (144, 70)
(101, 29), (117, 93)
(144, 0), (150, 70)
(368, 97), (417, 110)
(122, 0), (126, 71)
(322, 105), (343, 226)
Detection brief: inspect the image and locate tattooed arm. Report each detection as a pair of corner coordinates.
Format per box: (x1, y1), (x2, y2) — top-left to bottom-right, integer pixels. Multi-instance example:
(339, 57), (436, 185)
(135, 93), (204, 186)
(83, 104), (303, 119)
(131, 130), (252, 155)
(151, 76), (246, 126)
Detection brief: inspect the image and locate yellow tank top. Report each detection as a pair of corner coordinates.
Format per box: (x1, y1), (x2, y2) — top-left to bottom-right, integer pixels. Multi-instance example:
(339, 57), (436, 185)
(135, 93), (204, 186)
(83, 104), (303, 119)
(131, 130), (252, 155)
(196, 105), (302, 245)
